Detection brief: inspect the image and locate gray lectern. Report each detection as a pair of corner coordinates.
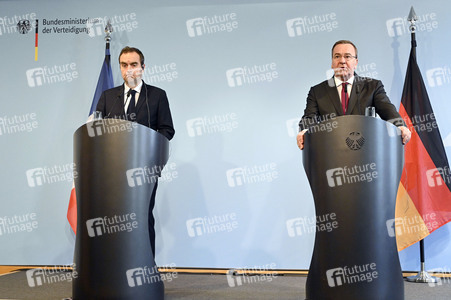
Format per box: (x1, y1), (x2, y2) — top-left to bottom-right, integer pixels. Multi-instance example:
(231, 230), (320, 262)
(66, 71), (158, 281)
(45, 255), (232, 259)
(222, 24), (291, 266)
(303, 116), (404, 300)
(73, 119), (168, 300)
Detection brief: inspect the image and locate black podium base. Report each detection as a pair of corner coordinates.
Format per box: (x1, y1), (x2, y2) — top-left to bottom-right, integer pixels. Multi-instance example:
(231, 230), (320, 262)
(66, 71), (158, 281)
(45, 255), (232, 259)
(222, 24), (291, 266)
(73, 120), (168, 300)
(303, 116), (404, 300)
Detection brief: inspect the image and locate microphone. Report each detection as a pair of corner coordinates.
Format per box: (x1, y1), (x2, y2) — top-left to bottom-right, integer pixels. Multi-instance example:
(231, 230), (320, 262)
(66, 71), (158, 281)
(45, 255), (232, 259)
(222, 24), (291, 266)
(365, 106), (376, 117)
(93, 111), (103, 120)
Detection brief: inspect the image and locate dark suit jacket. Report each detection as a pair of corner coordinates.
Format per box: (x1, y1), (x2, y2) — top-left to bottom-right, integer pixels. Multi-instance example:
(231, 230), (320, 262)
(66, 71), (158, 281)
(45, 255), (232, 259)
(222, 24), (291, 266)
(300, 75), (403, 130)
(96, 81), (175, 140)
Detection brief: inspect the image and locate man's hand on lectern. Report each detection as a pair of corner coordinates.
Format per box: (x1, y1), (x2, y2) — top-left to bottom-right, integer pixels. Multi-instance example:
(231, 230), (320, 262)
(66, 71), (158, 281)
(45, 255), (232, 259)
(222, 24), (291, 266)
(399, 126), (411, 145)
(297, 129), (308, 150)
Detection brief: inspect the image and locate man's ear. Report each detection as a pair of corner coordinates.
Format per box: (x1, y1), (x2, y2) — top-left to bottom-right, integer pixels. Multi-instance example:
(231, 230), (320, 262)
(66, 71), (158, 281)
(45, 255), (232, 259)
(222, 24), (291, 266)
(142, 64), (145, 70)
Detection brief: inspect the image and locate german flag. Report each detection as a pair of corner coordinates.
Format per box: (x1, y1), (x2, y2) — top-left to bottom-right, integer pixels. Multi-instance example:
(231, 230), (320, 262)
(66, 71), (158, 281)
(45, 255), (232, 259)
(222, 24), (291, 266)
(395, 48), (451, 251)
(35, 19), (38, 61)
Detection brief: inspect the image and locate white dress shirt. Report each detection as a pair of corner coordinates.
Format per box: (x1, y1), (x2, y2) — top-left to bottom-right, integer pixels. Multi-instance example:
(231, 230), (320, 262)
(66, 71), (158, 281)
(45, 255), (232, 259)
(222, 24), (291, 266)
(334, 76), (354, 103)
(123, 80), (143, 112)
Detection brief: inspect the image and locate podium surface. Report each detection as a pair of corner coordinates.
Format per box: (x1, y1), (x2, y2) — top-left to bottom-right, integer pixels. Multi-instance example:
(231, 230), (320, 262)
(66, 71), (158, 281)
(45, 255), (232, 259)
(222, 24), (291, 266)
(73, 119), (168, 300)
(303, 116), (404, 300)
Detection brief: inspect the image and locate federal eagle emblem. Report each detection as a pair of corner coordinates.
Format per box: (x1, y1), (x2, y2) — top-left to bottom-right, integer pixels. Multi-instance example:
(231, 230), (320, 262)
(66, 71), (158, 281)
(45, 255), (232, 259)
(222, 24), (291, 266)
(346, 132), (365, 150)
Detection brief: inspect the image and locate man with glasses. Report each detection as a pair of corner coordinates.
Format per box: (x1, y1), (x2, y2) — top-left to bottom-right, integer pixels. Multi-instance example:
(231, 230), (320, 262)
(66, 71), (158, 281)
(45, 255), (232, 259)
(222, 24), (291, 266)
(296, 40), (411, 150)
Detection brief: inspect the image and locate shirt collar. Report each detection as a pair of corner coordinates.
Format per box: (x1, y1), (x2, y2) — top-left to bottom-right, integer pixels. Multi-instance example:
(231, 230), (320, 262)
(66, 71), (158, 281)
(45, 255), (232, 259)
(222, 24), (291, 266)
(124, 80), (143, 95)
(334, 75), (354, 87)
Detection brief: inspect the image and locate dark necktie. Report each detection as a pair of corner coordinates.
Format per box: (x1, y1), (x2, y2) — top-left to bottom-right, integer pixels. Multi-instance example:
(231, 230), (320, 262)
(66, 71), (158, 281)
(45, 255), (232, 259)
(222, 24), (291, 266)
(127, 89), (137, 121)
(341, 82), (349, 114)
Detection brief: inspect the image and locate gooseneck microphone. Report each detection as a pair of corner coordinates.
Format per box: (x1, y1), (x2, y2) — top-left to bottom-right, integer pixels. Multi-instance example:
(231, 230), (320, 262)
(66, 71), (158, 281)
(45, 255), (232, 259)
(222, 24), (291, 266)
(365, 106), (376, 117)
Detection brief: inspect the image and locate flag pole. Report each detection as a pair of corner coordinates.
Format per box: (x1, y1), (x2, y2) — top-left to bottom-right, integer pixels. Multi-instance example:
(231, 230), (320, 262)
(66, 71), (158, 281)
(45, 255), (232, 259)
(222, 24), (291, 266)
(67, 20), (115, 234)
(105, 19), (112, 47)
(405, 6), (437, 283)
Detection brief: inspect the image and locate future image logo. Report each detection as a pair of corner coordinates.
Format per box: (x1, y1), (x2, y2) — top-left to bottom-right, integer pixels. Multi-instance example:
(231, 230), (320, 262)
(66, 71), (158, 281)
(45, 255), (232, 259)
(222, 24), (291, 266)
(26, 163), (76, 188)
(226, 68), (245, 87)
(144, 62), (178, 84)
(226, 264), (277, 288)
(426, 67), (451, 87)
(326, 263), (378, 287)
(426, 167), (451, 187)
(386, 12), (438, 37)
(226, 163), (278, 187)
(86, 118), (137, 137)
(386, 213), (438, 238)
(87, 14), (138, 37)
(186, 13), (238, 37)
(286, 13), (338, 37)
(26, 265), (76, 288)
(86, 213), (138, 237)
(386, 18), (405, 37)
(326, 163), (378, 187)
(26, 168), (45, 187)
(125, 164), (166, 187)
(126, 263), (177, 287)
(186, 113), (238, 137)
(26, 68), (44, 87)
(226, 63), (278, 87)
(286, 213), (338, 237)
(25, 63), (79, 87)
(0, 113), (38, 136)
(0, 213), (38, 236)
(186, 213), (238, 237)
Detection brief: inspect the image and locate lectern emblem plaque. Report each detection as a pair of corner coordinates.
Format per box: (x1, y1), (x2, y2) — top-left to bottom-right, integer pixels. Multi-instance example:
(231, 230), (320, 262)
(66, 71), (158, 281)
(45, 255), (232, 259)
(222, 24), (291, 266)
(346, 132), (365, 150)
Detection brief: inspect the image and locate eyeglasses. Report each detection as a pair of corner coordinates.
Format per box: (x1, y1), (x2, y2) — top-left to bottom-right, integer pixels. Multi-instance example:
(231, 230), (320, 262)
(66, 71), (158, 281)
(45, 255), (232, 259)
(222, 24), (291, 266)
(333, 54), (357, 61)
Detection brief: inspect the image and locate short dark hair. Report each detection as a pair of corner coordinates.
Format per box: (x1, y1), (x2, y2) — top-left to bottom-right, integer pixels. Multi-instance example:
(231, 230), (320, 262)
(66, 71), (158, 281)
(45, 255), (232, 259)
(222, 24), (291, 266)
(119, 46), (145, 66)
(331, 40), (358, 58)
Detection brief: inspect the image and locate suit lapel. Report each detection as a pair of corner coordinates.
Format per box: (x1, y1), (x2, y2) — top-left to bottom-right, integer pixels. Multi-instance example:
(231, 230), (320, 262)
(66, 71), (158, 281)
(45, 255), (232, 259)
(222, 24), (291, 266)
(115, 85), (126, 116)
(325, 78), (344, 116)
(136, 86), (146, 112)
(136, 82), (150, 113)
(346, 76), (364, 115)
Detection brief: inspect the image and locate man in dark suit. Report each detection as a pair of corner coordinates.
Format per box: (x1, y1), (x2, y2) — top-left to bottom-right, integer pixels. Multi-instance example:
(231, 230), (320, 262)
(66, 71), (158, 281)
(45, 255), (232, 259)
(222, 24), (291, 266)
(297, 40), (410, 150)
(96, 46), (175, 258)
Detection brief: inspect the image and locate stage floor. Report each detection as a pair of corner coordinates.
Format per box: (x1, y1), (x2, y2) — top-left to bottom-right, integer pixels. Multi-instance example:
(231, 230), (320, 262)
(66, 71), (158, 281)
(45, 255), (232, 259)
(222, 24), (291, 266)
(0, 270), (450, 299)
